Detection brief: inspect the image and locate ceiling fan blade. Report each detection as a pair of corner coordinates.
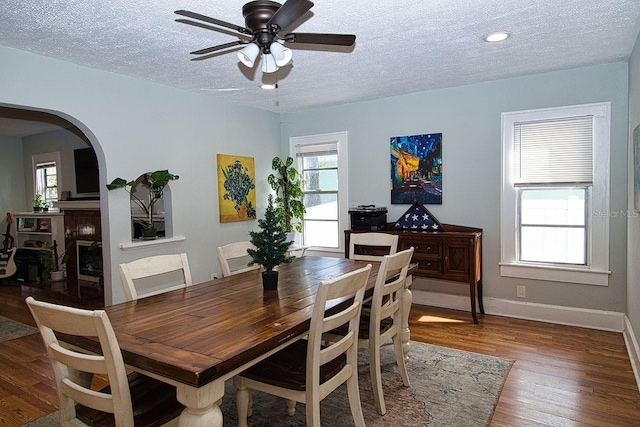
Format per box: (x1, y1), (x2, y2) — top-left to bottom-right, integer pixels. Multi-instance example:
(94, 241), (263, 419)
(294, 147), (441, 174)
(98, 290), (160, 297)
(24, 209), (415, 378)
(284, 33), (356, 46)
(175, 10), (250, 35)
(267, 0), (314, 31)
(190, 40), (248, 56)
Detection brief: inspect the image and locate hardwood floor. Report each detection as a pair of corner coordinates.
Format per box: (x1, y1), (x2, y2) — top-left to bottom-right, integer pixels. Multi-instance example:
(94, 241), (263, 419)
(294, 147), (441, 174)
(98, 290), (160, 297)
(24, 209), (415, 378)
(1, 283), (639, 426)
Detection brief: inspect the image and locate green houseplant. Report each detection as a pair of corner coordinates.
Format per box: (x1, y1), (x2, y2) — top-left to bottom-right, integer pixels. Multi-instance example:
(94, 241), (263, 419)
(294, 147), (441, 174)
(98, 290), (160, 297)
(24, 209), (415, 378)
(32, 194), (45, 212)
(40, 240), (70, 282)
(247, 195), (295, 290)
(267, 156), (305, 233)
(106, 170), (179, 239)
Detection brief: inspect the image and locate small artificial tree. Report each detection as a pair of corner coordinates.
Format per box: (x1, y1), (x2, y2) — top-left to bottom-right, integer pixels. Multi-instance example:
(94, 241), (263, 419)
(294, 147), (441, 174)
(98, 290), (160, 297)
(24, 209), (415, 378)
(247, 195), (295, 289)
(106, 170), (179, 238)
(267, 156), (305, 233)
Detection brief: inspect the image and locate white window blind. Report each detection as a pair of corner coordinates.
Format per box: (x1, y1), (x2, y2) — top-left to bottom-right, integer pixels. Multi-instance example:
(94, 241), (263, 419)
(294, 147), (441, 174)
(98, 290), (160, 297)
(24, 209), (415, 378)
(295, 142), (338, 157)
(513, 116), (593, 184)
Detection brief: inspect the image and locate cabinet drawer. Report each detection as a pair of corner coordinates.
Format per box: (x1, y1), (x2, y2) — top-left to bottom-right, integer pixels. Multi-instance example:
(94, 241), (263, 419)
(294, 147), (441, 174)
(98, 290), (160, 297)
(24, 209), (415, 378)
(401, 239), (441, 255)
(417, 259), (441, 273)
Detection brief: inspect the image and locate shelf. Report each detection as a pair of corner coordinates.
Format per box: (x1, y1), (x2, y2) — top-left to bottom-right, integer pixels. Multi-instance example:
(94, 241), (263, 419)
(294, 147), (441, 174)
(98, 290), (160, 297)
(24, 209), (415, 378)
(12, 212), (65, 262)
(53, 200), (100, 210)
(119, 235), (186, 251)
(17, 231), (52, 235)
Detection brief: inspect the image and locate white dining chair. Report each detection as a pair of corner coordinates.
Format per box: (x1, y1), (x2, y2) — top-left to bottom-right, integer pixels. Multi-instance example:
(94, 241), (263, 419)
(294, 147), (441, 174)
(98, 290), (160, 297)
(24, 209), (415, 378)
(118, 253), (192, 301)
(233, 264), (372, 427)
(348, 232), (399, 261)
(325, 247), (414, 415)
(26, 296), (183, 427)
(217, 241), (261, 277)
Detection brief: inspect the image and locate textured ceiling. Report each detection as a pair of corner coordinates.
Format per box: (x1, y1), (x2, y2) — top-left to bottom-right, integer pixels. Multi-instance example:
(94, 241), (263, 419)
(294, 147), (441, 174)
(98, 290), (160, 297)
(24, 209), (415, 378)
(1, 0), (639, 117)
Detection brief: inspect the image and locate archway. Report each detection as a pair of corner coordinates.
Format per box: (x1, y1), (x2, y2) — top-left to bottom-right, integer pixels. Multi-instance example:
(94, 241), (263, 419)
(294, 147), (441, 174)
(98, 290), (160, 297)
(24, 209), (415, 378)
(0, 103), (108, 307)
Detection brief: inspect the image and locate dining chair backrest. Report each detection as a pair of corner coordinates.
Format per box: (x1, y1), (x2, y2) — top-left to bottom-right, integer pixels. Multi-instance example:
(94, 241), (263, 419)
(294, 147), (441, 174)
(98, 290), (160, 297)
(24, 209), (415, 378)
(307, 263), (372, 385)
(217, 241), (261, 277)
(234, 264), (372, 426)
(348, 232), (399, 262)
(119, 253), (192, 301)
(26, 296), (136, 425)
(370, 246), (414, 333)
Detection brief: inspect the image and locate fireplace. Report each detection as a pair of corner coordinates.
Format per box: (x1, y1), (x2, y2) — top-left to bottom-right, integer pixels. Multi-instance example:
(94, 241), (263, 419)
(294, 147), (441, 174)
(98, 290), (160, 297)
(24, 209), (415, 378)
(76, 240), (102, 282)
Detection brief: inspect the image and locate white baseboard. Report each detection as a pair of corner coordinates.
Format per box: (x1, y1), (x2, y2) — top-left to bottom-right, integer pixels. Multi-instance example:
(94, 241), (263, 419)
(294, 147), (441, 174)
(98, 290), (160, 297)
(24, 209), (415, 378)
(412, 290), (625, 331)
(413, 290), (640, 390)
(623, 317), (640, 392)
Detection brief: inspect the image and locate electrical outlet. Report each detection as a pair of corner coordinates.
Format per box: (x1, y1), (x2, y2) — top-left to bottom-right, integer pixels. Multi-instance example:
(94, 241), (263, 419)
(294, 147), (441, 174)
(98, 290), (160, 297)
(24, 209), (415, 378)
(516, 285), (526, 298)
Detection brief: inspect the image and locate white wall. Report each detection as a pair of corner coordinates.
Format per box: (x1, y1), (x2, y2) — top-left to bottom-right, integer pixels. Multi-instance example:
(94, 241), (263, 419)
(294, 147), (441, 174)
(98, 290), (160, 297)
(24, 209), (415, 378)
(627, 32), (640, 345)
(0, 46), (281, 304)
(281, 62), (629, 313)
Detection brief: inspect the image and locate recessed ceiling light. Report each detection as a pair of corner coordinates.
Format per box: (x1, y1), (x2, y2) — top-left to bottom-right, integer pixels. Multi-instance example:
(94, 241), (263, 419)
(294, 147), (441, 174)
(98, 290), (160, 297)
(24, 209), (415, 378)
(483, 31), (510, 43)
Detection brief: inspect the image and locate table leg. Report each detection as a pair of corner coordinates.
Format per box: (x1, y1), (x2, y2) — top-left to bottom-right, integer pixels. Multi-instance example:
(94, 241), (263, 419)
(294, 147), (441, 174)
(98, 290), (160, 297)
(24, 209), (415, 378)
(176, 380), (225, 427)
(469, 281), (478, 324)
(400, 275), (413, 362)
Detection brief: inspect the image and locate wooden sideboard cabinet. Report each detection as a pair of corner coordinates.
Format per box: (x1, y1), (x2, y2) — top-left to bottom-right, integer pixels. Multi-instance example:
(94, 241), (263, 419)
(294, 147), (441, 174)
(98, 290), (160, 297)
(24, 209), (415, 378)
(345, 223), (483, 323)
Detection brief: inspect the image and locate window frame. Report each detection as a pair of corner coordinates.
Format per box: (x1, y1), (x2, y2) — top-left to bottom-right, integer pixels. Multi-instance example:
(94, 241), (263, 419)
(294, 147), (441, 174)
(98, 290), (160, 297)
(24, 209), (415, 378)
(32, 152), (61, 204)
(517, 185), (589, 266)
(500, 102), (611, 286)
(290, 131), (349, 253)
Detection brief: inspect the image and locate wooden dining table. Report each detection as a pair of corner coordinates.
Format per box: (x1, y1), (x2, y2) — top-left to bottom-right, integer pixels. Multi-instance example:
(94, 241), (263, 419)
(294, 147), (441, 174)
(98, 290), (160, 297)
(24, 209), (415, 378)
(66, 256), (414, 427)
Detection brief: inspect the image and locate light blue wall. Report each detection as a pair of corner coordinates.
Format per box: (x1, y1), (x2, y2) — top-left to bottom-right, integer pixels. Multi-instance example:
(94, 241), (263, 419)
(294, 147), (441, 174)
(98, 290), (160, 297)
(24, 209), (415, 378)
(0, 46), (281, 304)
(0, 135), (26, 212)
(282, 62), (629, 312)
(627, 32), (640, 344)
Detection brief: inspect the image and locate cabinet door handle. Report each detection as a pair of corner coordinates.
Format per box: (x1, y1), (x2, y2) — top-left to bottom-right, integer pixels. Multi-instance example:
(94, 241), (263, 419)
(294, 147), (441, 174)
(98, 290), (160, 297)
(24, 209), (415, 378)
(427, 246), (431, 251)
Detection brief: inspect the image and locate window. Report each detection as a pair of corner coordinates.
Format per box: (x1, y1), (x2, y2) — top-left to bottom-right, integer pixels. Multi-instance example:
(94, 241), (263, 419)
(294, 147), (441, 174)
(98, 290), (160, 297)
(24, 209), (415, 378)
(32, 152), (61, 204)
(290, 132), (349, 251)
(501, 103), (611, 286)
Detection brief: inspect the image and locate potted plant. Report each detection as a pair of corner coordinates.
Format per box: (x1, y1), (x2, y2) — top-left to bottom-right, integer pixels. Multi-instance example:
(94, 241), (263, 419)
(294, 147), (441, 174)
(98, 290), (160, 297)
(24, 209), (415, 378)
(247, 195), (295, 290)
(32, 194), (45, 212)
(267, 156), (305, 237)
(106, 170), (179, 239)
(41, 240), (70, 282)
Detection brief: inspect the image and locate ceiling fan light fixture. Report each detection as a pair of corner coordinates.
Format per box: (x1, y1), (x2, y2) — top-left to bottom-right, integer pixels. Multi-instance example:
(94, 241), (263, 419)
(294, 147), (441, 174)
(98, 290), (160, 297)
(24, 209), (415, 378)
(261, 53), (279, 73)
(270, 41), (293, 67)
(237, 43), (260, 67)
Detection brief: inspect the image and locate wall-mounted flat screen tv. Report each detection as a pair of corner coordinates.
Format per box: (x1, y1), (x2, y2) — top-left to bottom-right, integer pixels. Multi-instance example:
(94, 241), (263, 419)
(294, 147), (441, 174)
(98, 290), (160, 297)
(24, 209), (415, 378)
(74, 147), (99, 194)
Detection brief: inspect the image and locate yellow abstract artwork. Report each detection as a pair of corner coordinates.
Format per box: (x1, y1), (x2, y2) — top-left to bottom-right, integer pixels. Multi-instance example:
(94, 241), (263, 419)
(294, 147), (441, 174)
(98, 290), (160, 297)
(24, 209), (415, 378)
(217, 154), (257, 223)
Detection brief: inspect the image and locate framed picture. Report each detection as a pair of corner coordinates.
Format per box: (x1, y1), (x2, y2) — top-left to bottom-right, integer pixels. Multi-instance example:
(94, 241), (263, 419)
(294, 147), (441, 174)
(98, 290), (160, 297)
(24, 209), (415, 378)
(634, 124), (640, 212)
(217, 154), (257, 223)
(390, 133), (442, 204)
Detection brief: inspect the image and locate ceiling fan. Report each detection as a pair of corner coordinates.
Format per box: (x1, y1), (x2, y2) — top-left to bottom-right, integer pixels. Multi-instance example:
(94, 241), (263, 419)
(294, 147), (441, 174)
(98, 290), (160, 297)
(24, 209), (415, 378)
(175, 0), (356, 74)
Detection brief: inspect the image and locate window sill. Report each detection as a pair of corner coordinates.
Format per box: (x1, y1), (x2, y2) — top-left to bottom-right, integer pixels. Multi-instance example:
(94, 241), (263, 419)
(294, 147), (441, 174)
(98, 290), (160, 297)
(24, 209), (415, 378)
(119, 235), (186, 251)
(500, 262), (610, 286)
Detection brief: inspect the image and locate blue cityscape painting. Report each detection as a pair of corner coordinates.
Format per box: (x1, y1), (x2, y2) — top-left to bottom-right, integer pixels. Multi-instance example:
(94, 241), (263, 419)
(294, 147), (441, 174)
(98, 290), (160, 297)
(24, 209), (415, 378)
(390, 133), (442, 204)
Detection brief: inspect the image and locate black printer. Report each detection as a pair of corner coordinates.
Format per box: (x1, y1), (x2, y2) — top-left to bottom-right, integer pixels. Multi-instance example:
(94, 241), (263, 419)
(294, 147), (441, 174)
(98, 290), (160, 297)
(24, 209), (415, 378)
(348, 205), (388, 231)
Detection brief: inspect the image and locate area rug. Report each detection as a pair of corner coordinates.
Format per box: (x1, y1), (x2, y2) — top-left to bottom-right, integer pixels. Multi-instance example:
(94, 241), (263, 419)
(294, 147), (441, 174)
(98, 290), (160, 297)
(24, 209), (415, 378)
(0, 315), (37, 343)
(23, 341), (512, 427)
